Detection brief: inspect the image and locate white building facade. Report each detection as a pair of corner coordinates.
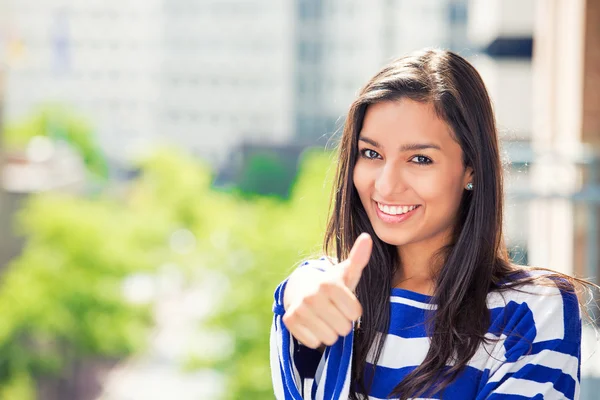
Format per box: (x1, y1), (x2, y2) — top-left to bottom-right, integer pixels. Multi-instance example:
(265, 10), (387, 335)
(3, 0), (294, 165)
(3, 0), (466, 164)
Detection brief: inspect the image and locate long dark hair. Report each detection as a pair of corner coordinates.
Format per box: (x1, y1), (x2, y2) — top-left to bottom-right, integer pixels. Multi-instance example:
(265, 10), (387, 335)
(323, 48), (594, 399)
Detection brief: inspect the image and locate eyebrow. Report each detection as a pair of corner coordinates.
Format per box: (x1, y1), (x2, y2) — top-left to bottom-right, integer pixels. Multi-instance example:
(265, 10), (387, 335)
(358, 136), (441, 152)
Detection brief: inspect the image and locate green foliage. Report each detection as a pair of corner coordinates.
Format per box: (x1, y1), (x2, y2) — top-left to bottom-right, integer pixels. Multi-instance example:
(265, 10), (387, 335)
(131, 146), (218, 231)
(0, 191), (162, 397)
(0, 373), (36, 400)
(0, 141), (335, 399)
(237, 151), (299, 198)
(0, 147), (216, 397)
(3, 104), (108, 179)
(185, 147), (337, 399)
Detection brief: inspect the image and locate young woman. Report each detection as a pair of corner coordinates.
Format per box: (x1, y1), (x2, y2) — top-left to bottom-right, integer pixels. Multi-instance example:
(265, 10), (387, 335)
(270, 49), (589, 399)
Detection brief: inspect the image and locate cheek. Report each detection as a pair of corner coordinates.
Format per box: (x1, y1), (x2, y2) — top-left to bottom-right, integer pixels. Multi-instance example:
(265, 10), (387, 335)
(414, 172), (463, 209)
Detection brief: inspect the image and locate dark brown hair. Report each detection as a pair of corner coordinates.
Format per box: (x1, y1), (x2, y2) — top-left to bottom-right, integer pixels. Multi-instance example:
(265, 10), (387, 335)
(323, 48), (595, 399)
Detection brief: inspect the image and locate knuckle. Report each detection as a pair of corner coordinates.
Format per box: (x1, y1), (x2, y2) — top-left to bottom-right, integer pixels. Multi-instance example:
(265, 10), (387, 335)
(295, 303), (309, 318)
(317, 280), (335, 294)
(303, 293), (319, 307)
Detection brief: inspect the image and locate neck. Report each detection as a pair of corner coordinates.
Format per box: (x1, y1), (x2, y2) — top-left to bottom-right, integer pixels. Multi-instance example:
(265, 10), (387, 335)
(393, 232), (452, 295)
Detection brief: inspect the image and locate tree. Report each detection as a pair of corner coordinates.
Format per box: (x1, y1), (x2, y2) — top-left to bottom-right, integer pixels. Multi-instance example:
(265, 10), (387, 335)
(0, 143), (335, 399)
(2, 104), (108, 179)
(186, 148), (336, 399)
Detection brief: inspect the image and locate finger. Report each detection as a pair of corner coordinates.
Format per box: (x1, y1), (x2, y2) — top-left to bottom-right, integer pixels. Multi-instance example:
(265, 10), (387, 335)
(328, 284), (363, 322)
(342, 232), (373, 291)
(288, 324), (321, 349)
(311, 297), (354, 337)
(283, 312), (320, 348)
(293, 304), (340, 346)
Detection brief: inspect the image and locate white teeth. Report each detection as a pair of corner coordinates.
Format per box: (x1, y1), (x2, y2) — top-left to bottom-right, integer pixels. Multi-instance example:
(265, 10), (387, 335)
(377, 203), (418, 215)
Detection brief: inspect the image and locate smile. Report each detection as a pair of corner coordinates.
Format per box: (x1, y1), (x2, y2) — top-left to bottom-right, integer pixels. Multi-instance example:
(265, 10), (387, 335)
(374, 201), (421, 224)
(376, 202), (420, 216)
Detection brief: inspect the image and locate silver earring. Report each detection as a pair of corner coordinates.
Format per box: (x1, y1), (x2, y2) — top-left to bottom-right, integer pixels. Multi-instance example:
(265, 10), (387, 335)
(466, 182), (473, 191)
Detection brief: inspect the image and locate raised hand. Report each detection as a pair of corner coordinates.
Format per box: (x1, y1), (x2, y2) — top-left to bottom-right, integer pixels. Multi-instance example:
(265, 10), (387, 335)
(282, 233), (373, 349)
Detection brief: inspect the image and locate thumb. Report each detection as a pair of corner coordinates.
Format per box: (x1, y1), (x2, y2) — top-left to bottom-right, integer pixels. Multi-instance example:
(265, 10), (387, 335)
(341, 233), (373, 291)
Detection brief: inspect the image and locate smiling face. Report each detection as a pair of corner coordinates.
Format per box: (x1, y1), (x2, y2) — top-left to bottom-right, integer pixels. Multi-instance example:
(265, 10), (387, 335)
(353, 99), (473, 252)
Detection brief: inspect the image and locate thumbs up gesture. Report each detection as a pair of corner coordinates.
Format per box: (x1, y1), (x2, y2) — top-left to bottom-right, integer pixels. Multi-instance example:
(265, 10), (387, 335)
(282, 233), (373, 349)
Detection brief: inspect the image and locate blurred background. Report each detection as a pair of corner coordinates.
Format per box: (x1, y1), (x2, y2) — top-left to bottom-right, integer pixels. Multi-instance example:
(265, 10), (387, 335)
(0, 0), (599, 399)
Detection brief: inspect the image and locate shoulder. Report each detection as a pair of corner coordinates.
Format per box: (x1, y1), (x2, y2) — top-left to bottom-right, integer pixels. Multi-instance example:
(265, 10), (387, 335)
(486, 269), (581, 347)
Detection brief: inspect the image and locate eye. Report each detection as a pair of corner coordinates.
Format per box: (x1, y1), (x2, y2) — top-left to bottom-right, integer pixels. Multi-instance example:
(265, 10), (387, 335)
(410, 155), (433, 165)
(359, 149), (381, 160)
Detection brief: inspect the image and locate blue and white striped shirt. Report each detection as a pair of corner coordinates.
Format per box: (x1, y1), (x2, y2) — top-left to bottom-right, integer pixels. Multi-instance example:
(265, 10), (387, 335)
(270, 259), (582, 399)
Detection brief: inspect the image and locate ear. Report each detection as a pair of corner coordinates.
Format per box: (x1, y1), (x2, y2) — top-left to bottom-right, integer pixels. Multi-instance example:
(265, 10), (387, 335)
(462, 166), (474, 188)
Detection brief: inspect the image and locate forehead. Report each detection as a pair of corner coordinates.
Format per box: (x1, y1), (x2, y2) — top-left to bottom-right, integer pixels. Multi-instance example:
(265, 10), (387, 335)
(359, 99), (457, 147)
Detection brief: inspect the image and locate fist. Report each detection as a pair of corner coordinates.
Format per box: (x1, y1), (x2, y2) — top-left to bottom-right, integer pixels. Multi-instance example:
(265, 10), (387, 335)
(282, 233), (373, 349)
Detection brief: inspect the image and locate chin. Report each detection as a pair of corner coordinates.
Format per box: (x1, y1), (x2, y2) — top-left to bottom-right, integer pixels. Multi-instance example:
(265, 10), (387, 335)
(371, 227), (416, 247)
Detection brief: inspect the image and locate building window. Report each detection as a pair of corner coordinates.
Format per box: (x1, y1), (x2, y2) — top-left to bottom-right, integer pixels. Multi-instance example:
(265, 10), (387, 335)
(298, 0), (322, 20)
(448, 2), (467, 24)
(298, 41), (322, 63)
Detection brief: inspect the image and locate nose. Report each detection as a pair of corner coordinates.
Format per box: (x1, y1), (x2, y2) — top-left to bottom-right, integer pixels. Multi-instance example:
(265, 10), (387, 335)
(374, 163), (408, 198)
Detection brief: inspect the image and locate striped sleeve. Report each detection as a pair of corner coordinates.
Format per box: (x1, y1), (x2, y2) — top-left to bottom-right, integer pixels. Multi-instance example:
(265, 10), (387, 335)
(270, 259), (355, 400)
(478, 283), (582, 400)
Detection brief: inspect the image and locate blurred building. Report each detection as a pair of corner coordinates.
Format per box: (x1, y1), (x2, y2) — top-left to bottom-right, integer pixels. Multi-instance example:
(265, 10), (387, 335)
(466, 0), (536, 264)
(3, 0), (164, 162)
(159, 1), (295, 165)
(467, 0), (600, 288)
(529, 0), (600, 284)
(295, 0), (468, 143)
(2, 0), (295, 166)
(2, 0), (469, 167)
(0, 0), (9, 133)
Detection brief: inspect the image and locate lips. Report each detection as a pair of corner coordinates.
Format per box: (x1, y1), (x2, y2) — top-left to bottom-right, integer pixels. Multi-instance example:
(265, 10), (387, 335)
(376, 202), (419, 216)
(374, 201), (421, 224)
